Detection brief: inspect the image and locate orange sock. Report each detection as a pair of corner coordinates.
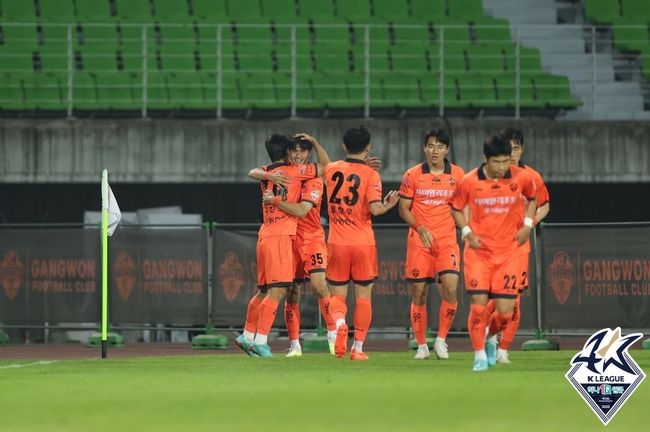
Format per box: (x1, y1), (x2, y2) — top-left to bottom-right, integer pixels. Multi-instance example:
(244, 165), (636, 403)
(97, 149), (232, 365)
(353, 298), (372, 343)
(486, 299), (496, 316)
(244, 295), (263, 334)
(437, 300), (457, 339)
(489, 312), (513, 336)
(329, 295), (348, 323)
(410, 303), (427, 345)
(256, 297), (280, 337)
(467, 304), (488, 351)
(499, 297), (521, 350)
(284, 302), (301, 341)
(318, 295), (336, 331)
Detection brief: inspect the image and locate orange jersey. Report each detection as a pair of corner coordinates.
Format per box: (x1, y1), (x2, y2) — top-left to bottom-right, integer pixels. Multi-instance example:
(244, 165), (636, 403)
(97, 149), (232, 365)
(259, 162), (317, 239)
(450, 164), (536, 257)
(399, 159), (465, 245)
(514, 162), (550, 253)
(297, 176), (325, 241)
(325, 158), (383, 246)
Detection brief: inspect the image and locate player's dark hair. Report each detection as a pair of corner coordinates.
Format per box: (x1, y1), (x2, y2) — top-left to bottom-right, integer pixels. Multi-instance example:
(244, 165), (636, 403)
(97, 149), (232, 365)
(483, 134), (512, 158)
(265, 134), (290, 162)
(342, 126), (371, 154)
(500, 127), (524, 146)
(423, 128), (450, 147)
(291, 136), (313, 151)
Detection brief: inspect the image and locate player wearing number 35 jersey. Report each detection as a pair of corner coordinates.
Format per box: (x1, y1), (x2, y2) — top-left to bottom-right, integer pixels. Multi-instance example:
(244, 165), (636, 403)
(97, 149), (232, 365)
(325, 126), (399, 361)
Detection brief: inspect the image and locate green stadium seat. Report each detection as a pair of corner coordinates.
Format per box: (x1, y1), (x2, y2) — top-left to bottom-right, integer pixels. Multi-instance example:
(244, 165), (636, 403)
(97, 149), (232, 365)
(153, 0), (192, 22)
(410, 0), (446, 20)
(75, 0), (113, 22)
(40, 0), (74, 22)
(72, 72), (100, 109)
(519, 46), (543, 76)
(163, 71), (213, 108)
(78, 24), (120, 51)
(39, 51), (69, 73)
(23, 73), (67, 110)
(40, 25), (69, 50)
(2, 0), (36, 21)
(261, 0), (299, 22)
(190, 0), (228, 22)
(373, 0), (409, 22)
(444, 45), (469, 75)
(335, 0), (372, 22)
(146, 73), (172, 109)
(298, 0), (336, 20)
(221, 75), (250, 109)
(613, 24), (649, 52)
(472, 17), (511, 44)
(442, 24), (470, 48)
(1, 24), (39, 52)
(238, 73), (284, 109)
(310, 45), (362, 74)
(448, 0), (484, 19)
(466, 45), (510, 74)
(584, 0), (621, 24)
(0, 73), (26, 109)
(372, 74), (431, 108)
(226, 0), (265, 22)
(622, 0), (650, 20)
(81, 50), (118, 73)
(116, 0), (153, 22)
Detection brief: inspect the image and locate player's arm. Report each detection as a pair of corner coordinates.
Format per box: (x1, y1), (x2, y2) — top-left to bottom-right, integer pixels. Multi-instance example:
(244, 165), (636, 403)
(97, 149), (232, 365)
(516, 196), (538, 246)
(535, 202), (550, 225)
(370, 191), (400, 216)
(262, 189), (313, 218)
(248, 167), (290, 187)
(398, 197), (435, 248)
(295, 133), (331, 176)
(451, 207), (480, 249)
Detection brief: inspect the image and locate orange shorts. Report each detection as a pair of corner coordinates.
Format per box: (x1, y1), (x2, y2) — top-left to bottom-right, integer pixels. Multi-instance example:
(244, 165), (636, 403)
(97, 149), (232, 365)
(294, 237), (328, 281)
(463, 247), (520, 299)
(404, 239), (460, 283)
(326, 243), (377, 286)
(516, 250), (531, 292)
(256, 235), (295, 289)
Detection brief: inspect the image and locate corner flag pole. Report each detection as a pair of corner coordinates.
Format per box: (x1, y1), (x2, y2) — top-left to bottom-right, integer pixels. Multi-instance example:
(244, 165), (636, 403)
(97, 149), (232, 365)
(101, 169), (109, 359)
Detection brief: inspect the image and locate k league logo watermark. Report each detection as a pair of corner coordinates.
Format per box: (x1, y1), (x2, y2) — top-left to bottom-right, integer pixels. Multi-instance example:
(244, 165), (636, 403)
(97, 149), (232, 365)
(565, 327), (645, 425)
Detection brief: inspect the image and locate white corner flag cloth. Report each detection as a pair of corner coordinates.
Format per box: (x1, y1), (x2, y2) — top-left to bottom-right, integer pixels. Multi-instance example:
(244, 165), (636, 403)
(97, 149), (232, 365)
(102, 169), (122, 236)
(107, 186), (121, 236)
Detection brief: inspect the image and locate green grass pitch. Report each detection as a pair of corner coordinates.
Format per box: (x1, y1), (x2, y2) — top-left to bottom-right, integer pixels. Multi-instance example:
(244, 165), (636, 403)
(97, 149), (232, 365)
(0, 350), (648, 431)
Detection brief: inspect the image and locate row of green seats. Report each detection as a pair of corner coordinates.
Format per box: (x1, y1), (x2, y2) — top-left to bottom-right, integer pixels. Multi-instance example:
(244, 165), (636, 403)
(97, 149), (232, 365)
(0, 43), (544, 76)
(2, 0), (492, 23)
(0, 20), (512, 51)
(585, 0), (650, 24)
(0, 70), (579, 110)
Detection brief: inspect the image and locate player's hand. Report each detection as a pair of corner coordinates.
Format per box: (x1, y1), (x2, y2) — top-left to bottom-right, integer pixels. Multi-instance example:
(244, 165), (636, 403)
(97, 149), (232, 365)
(417, 225), (435, 249)
(516, 226), (532, 246)
(294, 133), (319, 146)
(268, 170), (289, 187)
(365, 156), (382, 171)
(466, 232), (481, 249)
(262, 189), (275, 204)
(383, 190), (400, 209)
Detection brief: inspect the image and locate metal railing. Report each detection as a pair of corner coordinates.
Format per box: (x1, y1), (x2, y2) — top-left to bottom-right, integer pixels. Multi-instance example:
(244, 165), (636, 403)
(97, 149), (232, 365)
(0, 23), (648, 118)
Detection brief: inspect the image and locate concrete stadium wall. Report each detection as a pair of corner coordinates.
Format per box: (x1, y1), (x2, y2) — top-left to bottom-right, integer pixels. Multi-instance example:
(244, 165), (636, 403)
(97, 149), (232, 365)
(0, 119), (648, 183)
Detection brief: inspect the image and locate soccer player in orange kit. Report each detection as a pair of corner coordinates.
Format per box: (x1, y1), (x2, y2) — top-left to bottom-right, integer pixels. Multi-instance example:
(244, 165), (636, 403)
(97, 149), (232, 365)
(450, 134), (538, 371)
(398, 129), (465, 360)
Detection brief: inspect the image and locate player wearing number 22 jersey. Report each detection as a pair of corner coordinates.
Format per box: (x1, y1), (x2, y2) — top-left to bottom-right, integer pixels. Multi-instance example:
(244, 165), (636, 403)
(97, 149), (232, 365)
(325, 126), (399, 361)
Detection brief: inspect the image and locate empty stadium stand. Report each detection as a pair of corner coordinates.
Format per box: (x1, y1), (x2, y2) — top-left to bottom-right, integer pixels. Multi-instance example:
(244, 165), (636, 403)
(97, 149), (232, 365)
(3, 0), (631, 118)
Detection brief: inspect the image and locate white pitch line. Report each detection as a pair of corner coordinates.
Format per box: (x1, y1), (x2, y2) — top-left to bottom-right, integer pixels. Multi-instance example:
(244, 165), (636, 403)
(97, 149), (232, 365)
(0, 360), (60, 369)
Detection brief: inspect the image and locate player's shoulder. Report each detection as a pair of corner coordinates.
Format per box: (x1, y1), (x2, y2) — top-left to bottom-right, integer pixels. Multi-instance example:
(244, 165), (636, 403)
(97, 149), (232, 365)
(265, 162), (289, 172)
(461, 166), (480, 182)
(305, 175), (323, 188)
(404, 162), (425, 177)
(450, 162), (465, 177)
(522, 164), (546, 182)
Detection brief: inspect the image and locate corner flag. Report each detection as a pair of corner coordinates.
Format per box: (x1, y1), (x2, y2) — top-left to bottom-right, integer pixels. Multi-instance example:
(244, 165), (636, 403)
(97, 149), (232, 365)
(101, 169), (120, 359)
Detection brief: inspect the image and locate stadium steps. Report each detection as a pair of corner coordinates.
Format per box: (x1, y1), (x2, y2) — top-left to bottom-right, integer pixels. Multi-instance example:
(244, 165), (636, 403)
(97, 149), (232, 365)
(483, 0), (647, 119)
